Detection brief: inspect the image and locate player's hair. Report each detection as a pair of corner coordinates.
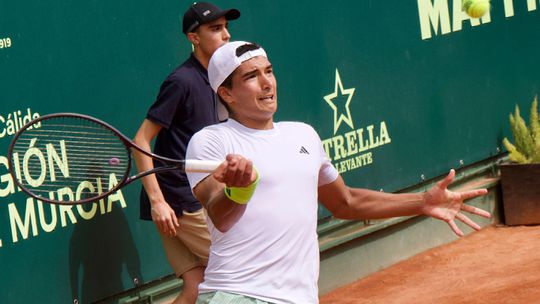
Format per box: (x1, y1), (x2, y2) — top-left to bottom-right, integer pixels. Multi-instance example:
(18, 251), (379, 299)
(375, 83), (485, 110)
(219, 43), (262, 90)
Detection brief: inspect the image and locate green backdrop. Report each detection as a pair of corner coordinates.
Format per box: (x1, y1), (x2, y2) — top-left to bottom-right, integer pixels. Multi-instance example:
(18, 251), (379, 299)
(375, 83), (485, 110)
(0, 0), (538, 302)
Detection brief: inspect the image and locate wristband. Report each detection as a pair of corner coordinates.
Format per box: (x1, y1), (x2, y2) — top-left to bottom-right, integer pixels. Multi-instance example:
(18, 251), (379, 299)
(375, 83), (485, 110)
(224, 169), (260, 205)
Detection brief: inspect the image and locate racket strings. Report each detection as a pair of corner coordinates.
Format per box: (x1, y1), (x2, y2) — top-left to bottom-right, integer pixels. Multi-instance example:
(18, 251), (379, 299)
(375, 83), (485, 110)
(10, 116), (130, 203)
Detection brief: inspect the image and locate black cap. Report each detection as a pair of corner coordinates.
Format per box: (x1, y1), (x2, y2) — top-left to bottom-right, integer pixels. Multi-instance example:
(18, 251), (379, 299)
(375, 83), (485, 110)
(182, 2), (240, 34)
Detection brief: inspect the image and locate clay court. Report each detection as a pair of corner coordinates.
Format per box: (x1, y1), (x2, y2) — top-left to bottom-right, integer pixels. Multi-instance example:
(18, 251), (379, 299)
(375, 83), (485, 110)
(320, 225), (540, 304)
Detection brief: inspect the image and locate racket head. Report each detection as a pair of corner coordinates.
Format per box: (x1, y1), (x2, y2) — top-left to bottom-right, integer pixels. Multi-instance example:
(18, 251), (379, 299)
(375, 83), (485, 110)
(8, 113), (132, 205)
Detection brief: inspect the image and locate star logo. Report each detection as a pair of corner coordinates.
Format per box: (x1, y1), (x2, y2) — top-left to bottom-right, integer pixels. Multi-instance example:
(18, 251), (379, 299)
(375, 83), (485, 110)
(324, 69), (356, 134)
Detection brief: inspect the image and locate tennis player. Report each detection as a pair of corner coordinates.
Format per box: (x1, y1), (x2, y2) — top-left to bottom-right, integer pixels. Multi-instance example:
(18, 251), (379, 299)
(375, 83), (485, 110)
(186, 41), (491, 303)
(132, 3), (240, 303)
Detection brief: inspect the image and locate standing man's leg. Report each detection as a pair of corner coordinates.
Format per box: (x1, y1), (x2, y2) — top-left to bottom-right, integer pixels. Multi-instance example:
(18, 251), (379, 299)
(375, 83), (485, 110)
(179, 266), (205, 303)
(159, 209), (210, 304)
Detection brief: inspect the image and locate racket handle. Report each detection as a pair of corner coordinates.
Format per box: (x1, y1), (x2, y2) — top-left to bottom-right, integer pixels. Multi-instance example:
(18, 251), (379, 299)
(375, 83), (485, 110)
(185, 160), (221, 173)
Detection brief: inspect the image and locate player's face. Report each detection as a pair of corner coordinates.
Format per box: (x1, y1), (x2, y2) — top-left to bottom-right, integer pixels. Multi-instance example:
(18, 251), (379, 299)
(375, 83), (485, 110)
(225, 56), (277, 129)
(194, 17), (231, 56)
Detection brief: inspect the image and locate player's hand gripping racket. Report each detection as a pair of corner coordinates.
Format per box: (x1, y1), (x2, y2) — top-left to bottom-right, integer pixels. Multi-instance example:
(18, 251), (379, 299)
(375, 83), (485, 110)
(8, 113), (220, 205)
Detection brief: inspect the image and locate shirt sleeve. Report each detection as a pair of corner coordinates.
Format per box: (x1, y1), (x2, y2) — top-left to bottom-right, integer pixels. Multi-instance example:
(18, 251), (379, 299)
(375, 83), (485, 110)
(186, 128), (226, 190)
(315, 128), (339, 187)
(146, 79), (188, 129)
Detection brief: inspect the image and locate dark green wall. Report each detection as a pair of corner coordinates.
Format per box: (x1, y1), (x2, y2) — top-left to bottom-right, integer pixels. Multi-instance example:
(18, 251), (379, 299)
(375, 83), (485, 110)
(0, 0), (538, 302)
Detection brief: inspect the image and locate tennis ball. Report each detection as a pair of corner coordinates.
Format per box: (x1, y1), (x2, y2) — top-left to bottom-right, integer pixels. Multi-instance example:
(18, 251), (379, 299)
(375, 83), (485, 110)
(462, 0), (490, 18)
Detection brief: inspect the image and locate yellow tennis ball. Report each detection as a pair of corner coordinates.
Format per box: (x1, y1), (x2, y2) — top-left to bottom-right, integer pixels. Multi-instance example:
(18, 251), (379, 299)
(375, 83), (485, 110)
(462, 0), (490, 18)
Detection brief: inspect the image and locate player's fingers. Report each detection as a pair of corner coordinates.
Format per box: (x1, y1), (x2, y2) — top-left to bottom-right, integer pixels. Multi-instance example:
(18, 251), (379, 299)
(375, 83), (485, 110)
(223, 155), (253, 187)
(461, 204), (491, 218)
(239, 159), (254, 186)
(226, 153), (237, 162)
(225, 154), (239, 170)
(213, 160), (229, 182)
(223, 155), (242, 183)
(447, 219), (464, 237)
(455, 212), (481, 231)
(459, 188), (488, 200)
(437, 169), (455, 189)
(229, 158), (252, 187)
(232, 157), (247, 182)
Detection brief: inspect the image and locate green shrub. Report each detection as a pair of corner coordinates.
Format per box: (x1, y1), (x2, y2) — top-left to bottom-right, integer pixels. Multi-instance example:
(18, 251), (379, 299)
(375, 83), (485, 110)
(503, 96), (540, 164)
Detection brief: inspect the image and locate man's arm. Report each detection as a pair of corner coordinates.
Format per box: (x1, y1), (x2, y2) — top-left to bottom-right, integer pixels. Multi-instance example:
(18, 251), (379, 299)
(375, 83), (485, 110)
(318, 169), (490, 237)
(192, 154), (257, 233)
(133, 119), (179, 236)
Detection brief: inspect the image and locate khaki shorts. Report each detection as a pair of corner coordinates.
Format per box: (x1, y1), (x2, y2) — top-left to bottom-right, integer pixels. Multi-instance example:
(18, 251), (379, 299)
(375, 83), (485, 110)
(159, 209), (211, 277)
(197, 291), (272, 304)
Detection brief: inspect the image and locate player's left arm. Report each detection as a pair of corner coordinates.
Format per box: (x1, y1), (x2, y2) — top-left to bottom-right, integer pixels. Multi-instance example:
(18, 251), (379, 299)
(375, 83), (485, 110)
(318, 169), (490, 236)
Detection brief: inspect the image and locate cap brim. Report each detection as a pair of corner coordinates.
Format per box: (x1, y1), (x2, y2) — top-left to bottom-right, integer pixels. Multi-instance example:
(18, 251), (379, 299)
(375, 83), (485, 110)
(222, 9), (241, 21)
(202, 9), (239, 29)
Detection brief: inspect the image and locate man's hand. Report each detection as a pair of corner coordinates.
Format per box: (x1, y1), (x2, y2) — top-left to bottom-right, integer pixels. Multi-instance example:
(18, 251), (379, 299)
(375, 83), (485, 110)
(191, 154), (258, 232)
(422, 169), (491, 237)
(213, 154), (258, 187)
(151, 200), (180, 237)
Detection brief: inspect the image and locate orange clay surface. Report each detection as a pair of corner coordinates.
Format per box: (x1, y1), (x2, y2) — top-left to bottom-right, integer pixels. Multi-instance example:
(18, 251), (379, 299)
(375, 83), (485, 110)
(320, 225), (540, 304)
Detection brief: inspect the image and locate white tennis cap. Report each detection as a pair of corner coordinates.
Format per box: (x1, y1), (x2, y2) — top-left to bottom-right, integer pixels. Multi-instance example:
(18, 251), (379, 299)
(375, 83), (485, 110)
(208, 41), (267, 93)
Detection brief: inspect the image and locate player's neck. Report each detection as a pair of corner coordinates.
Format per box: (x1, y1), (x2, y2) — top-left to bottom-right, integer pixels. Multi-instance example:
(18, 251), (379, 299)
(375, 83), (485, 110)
(230, 114), (274, 130)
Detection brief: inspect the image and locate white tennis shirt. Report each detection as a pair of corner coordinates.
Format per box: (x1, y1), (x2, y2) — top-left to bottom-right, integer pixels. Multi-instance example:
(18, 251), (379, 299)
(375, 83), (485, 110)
(186, 119), (339, 304)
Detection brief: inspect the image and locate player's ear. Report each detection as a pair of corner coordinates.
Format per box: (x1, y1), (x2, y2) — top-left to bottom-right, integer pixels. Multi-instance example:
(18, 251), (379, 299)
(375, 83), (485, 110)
(217, 86), (233, 105)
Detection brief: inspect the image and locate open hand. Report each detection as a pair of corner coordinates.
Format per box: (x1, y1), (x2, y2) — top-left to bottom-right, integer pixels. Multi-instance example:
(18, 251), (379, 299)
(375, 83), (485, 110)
(422, 169), (491, 237)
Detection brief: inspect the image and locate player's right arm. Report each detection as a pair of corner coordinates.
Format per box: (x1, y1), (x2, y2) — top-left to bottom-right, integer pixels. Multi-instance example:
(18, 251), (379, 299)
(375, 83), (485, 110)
(133, 119), (179, 236)
(192, 154), (257, 233)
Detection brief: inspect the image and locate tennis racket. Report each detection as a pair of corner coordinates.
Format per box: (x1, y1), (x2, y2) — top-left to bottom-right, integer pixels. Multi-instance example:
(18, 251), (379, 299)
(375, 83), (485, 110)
(8, 113), (220, 205)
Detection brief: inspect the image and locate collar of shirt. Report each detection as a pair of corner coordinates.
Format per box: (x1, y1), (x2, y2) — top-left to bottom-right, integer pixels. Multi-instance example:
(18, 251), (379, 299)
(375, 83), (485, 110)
(188, 53), (210, 85)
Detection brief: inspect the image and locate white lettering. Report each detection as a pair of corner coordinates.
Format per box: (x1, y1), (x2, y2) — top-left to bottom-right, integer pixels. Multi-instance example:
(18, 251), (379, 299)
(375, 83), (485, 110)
(527, 0), (538, 11)
(0, 156), (15, 197)
(345, 130), (358, 156)
(9, 198), (39, 243)
(46, 140), (69, 181)
(37, 201), (57, 233)
(5, 176), (129, 246)
(106, 173), (127, 211)
(367, 125), (380, 149)
(57, 188), (77, 227)
(0, 37), (12, 49)
(380, 121), (392, 145)
(357, 128), (370, 152)
(504, 0), (515, 17)
(334, 152), (373, 174)
(417, 0), (451, 40)
(331, 135), (347, 161)
(77, 203), (98, 220)
(22, 138), (47, 187)
(322, 121), (391, 172)
(0, 116), (5, 138)
(0, 108), (41, 139)
(11, 152), (22, 187)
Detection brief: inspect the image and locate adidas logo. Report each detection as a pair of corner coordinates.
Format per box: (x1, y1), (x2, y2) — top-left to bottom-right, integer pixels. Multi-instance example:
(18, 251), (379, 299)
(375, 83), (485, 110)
(299, 146), (310, 154)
